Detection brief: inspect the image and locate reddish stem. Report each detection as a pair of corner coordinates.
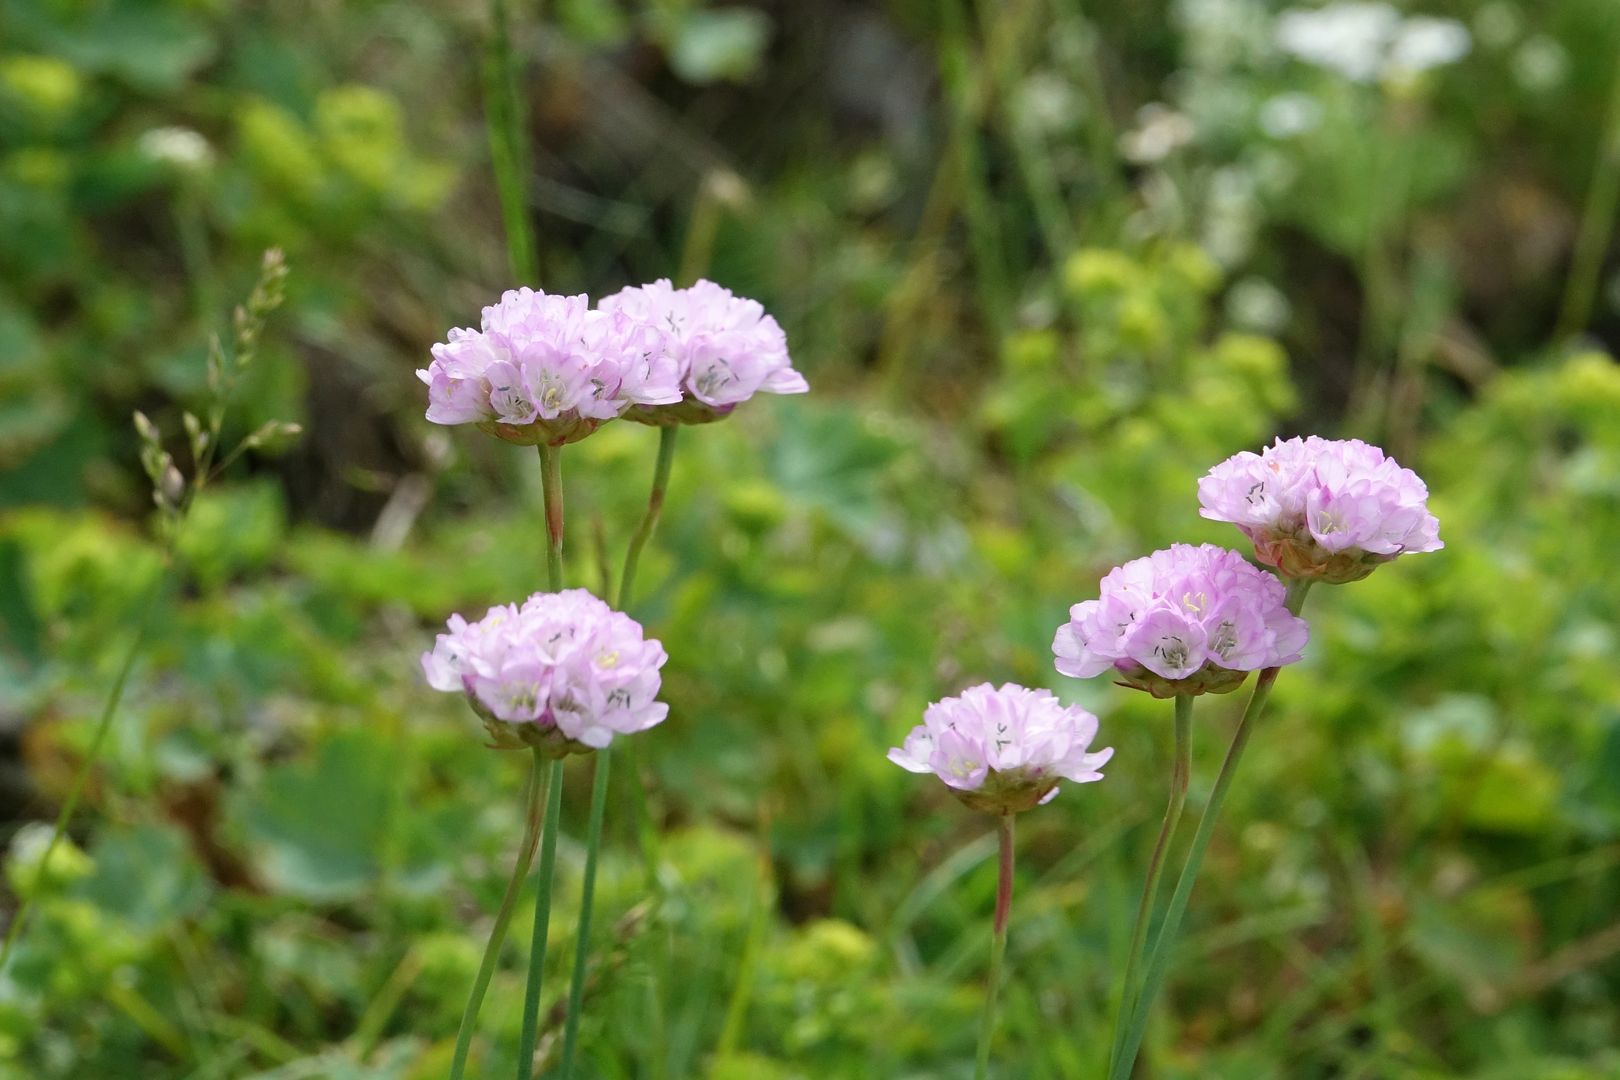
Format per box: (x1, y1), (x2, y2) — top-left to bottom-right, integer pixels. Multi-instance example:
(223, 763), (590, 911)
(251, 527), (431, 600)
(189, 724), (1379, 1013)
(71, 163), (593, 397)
(994, 812), (1015, 936)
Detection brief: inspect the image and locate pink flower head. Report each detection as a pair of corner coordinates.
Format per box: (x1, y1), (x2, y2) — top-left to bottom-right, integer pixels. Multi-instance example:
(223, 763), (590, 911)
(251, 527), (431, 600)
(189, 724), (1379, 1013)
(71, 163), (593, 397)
(888, 683), (1113, 813)
(418, 288), (681, 446)
(422, 589), (669, 755)
(1053, 544), (1308, 698)
(1198, 436), (1442, 583)
(598, 278), (808, 425)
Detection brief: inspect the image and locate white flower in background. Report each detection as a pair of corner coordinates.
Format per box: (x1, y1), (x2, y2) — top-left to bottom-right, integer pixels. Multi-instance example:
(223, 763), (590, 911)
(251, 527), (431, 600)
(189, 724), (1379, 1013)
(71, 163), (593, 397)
(138, 126), (214, 172)
(1388, 17), (1471, 78)
(1275, 2), (1401, 82)
(1227, 277), (1292, 333)
(1175, 0), (1273, 69)
(1274, 3), (1470, 86)
(1015, 71), (1083, 138)
(1120, 103), (1196, 164)
(1258, 91), (1322, 138)
(1472, 1), (1521, 50)
(1204, 165), (1261, 265)
(1513, 37), (1569, 94)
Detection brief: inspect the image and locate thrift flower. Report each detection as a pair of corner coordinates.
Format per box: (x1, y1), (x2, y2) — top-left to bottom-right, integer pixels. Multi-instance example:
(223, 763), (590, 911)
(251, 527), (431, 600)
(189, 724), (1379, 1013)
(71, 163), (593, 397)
(1053, 544), (1308, 698)
(1197, 436), (1443, 583)
(423, 589), (669, 755)
(888, 683), (1112, 813)
(419, 288), (681, 446)
(137, 126), (214, 173)
(599, 278), (808, 425)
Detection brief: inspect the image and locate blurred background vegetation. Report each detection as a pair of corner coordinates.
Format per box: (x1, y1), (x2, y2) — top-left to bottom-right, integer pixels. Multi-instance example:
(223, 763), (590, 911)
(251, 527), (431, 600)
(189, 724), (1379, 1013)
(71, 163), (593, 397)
(3, 0), (1620, 1076)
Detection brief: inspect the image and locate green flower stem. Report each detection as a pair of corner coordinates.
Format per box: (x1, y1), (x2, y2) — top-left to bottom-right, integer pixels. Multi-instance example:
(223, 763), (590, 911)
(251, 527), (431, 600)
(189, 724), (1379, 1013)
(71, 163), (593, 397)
(449, 754), (548, 1080)
(516, 755), (565, 1080)
(483, 0), (539, 285)
(1107, 693), (1194, 1074)
(975, 812), (1016, 1080)
(617, 425), (678, 612)
(0, 568), (166, 976)
(1109, 579), (1313, 1080)
(1558, 50), (1620, 341)
(557, 746), (612, 1078)
(539, 445), (565, 591)
(512, 438), (570, 1079)
(617, 424), (678, 892)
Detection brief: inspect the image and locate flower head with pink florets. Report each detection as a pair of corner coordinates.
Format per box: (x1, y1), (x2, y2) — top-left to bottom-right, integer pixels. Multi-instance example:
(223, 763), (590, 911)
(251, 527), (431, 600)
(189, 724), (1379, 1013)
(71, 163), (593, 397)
(418, 288), (682, 446)
(599, 278), (808, 425)
(1197, 436), (1442, 584)
(888, 683), (1113, 813)
(423, 589), (669, 756)
(1053, 544), (1308, 698)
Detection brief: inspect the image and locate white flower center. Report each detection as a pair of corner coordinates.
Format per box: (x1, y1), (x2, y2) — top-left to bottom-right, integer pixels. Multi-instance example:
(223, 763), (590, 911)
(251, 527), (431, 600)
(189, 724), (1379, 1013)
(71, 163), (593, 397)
(1209, 620), (1238, 659)
(1154, 637), (1191, 669)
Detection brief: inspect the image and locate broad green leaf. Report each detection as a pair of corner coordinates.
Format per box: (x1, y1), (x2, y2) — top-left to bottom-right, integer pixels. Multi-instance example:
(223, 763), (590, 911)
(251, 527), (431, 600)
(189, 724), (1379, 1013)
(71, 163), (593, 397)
(232, 730), (394, 902)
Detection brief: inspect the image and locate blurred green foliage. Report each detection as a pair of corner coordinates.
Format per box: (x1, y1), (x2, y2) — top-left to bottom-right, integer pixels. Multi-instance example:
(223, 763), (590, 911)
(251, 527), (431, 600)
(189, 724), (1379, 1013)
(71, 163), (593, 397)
(4, 0), (1620, 1077)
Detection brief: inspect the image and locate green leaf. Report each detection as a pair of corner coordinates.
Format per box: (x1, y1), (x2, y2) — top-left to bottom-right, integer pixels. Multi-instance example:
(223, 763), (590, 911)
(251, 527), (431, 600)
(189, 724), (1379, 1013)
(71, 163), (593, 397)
(22, 0), (216, 93)
(0, 536), (43, 666)
(174, 480), (288, 589)
(233, 730), (394, 902)
(74, 822), (209, 933)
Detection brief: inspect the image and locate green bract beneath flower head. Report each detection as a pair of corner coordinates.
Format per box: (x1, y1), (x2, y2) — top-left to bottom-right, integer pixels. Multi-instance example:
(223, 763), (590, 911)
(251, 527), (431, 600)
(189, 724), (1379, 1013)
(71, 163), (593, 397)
(949, 767), (1065, 815)
(476, 710), (597, 759)
(1251, 532), (1391, 584)
(475, 415), (606, 448)
(1111, 660), (1253, 699)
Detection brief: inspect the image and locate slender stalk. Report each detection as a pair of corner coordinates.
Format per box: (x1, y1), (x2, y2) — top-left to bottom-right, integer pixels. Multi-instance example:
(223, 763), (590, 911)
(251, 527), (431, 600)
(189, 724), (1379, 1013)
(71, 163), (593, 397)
(940, 0), (1011, 340)
(975, 813), (1016, 1080)
(1109, 579), (1313, 1080)
(174, 184), (218, 326)
(538, 445), (564, 590)
(676, 173), (735, 288)
(716, 845), (772, 1056)
(617, 426), (678, 611)
(556, 747), (612, 1077)
(1557, 37), (1620, 341)
(484, 0), (539, 284)
(1349, 95), (1415, 436)
(0, 570), (165, 975)
(514, 438), (568, 1078)
(617, 424), (678, 894)
(516, 755), (566, 1080)
(449, 754), (548, 1080)
(1107, 694), (1194, 1073)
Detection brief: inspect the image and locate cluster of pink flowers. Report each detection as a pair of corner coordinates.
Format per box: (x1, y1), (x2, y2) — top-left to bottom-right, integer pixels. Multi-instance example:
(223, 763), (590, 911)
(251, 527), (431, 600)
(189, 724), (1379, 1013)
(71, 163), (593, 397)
(887, 683), (1113, 813)
(419, 289), (678, 446)
(601, 279), (808, 425)
(418, 280), (808, 444)
(422, 589), (668, 755)
(1053, 543), (1309, 698)
(1197, 436), (1443, 583)
(891, 436), (1441, 811)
